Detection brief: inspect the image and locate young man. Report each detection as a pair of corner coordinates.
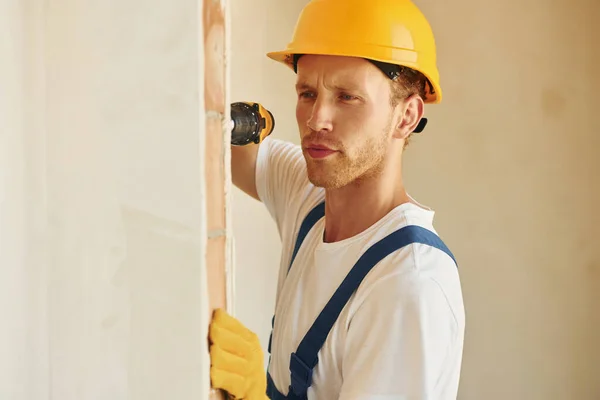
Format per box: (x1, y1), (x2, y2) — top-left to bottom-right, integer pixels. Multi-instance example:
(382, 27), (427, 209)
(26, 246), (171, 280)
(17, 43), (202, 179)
(209, 0), (466, 399)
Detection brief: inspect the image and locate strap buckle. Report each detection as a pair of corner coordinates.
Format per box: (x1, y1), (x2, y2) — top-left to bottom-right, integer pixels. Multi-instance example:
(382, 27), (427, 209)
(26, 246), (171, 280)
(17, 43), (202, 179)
(289, 352), (313, 397)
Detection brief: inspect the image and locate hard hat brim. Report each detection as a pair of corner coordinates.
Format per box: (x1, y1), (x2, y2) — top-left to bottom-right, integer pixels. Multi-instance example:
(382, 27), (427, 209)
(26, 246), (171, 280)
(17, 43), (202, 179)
(267, 49), (442, 104)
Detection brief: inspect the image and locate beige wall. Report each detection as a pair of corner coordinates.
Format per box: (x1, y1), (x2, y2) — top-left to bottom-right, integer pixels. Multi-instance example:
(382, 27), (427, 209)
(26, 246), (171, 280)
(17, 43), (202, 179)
(1, 0), (215, 398)
(230, 0), (600, 399)
(414, 1), (600, 398)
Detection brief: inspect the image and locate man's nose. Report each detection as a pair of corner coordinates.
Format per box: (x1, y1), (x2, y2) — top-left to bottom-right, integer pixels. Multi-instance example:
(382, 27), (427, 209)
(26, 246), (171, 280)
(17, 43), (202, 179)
(307, 98), (333, 133)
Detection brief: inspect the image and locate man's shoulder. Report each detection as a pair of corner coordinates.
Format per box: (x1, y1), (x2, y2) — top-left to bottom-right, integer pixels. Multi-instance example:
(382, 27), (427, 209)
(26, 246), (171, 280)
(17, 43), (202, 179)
(376, 203), (460, 290)
(377, 201), (457, 272)
(359, 233), (459, 295)
(350, 241), (465, 330)
(350, 203), (464, 321)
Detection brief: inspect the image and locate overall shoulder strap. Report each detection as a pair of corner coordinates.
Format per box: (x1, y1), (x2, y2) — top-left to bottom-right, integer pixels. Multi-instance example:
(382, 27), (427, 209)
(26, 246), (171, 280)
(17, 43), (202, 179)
(287, 225), (457, 398)
(267, 201), (325, 355)
(288, 201), (325, 272)
(267, 201), (326, 399)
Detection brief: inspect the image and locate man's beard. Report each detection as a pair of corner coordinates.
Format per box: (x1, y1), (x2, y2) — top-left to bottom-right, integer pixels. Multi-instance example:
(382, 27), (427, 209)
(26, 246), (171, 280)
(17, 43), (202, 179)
(302, 123), (391, 190)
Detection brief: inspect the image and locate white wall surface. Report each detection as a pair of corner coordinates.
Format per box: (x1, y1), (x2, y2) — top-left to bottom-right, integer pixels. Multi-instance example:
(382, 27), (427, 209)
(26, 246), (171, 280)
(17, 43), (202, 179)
(0, 1), (210, 399)
(230, 0), (600, 399)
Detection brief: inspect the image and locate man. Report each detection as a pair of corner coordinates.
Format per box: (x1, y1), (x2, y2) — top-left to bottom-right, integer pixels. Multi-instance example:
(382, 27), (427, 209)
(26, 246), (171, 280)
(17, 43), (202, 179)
(209, 0), (465, 399)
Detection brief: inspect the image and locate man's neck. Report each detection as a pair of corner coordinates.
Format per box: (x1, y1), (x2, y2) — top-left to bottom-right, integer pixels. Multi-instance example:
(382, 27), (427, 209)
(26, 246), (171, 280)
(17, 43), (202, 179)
(322, 174), (410, 243)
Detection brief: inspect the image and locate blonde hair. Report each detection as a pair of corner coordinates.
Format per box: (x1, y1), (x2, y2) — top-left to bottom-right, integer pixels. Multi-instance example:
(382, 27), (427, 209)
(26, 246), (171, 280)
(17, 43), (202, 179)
(389, 67), (429, 148)
(389, 66), (429, 106)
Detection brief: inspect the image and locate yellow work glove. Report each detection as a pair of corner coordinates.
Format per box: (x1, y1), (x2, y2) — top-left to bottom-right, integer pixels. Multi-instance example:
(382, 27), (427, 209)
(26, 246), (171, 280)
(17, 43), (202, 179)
(209, 308), (268, 400)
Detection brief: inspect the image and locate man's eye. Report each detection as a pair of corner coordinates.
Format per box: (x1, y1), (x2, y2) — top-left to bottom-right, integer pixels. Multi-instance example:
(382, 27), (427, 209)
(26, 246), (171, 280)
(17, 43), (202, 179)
(299, 91), (315, 99)
(340, 94), (357, 101)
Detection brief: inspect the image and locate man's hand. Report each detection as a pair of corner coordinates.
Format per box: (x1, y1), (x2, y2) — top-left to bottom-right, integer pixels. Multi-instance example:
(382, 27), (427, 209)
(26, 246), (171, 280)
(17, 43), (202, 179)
(209, 308), (268, 400)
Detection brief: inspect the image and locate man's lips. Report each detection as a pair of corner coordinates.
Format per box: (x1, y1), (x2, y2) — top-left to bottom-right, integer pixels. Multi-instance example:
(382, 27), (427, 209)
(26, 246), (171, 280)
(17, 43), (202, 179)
(304, 144), (337, 159)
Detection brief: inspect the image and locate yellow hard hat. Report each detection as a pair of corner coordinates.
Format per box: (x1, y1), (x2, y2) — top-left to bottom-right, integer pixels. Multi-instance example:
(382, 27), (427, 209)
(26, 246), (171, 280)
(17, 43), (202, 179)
(266, 0), (442, 104)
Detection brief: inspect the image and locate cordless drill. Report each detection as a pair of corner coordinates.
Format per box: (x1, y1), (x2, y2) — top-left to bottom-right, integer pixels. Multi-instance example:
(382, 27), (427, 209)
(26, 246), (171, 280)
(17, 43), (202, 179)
(230, 102), (275, 146)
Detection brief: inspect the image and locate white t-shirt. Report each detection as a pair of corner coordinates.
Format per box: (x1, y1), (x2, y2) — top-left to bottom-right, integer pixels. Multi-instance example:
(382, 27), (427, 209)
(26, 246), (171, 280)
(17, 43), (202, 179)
(256, 137), (465, 400)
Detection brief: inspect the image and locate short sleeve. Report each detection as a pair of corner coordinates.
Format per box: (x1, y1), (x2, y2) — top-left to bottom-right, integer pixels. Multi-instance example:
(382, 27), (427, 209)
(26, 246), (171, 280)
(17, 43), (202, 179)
(339, 272), (460, 400)
(255, 137), (312, 235)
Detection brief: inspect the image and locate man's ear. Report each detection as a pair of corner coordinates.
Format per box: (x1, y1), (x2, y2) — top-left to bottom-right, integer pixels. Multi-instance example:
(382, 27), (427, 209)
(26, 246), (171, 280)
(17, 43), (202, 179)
(392, 94), (425, 140)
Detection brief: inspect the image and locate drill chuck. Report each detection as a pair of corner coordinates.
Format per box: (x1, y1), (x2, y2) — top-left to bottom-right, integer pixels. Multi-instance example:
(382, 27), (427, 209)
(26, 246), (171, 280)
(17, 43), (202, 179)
(230, 102), (275, 146)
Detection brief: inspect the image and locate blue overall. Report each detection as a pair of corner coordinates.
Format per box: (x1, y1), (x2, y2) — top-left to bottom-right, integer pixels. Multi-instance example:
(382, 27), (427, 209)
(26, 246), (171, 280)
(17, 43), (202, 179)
(266, 201), (457, 400)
